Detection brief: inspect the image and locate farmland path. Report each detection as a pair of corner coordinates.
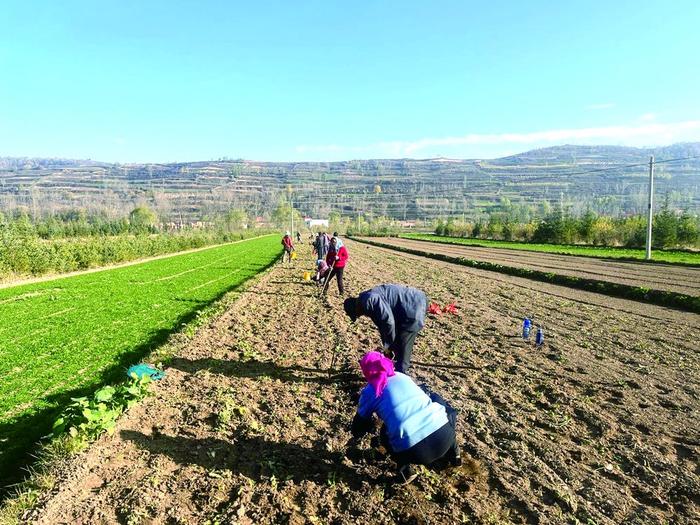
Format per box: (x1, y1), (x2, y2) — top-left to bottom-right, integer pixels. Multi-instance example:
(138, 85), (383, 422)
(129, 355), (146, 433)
(25, 240), (700, 525)
(367, 236), (700, 297)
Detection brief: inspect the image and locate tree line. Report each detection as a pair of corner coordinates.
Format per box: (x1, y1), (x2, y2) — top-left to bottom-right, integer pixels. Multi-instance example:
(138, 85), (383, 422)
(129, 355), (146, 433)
(435, 205), (700, 249)
(0, 206), (268, 279)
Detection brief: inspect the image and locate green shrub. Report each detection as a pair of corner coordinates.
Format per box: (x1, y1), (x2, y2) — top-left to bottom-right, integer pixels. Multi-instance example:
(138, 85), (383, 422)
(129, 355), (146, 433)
(52, 374), (153, 444)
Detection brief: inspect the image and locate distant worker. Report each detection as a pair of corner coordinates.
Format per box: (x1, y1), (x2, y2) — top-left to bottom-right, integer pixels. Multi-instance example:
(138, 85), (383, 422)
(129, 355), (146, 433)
(312, 258), (330, 285)
(281, 231), (294, 264)
(319, 231), (330, 260)
(332, 231), (344, 249)
(296, 231), (301, 243)
(324, 236), (348, 295)
(343, 284), (427, 374)
(349, 351), (461, 484)
(312, 232), (323, 259)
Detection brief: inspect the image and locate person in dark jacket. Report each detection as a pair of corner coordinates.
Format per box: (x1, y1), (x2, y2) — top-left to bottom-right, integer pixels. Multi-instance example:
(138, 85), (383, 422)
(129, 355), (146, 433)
(320, 232), (330, 259)
(312, 232), (324, 259)
(349, 351), (460, 484)
(343, 284), (427, 374)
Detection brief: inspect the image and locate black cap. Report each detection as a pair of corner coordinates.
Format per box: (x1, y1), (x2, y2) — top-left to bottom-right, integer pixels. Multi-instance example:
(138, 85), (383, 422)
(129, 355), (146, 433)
(333, 231), (339, 237)
(343, 297), (358, 322)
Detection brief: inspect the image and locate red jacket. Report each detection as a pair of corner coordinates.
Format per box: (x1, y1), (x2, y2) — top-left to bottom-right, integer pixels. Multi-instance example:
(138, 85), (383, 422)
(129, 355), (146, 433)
(282, 235), (294, 250)
(326, 245), (348, 268)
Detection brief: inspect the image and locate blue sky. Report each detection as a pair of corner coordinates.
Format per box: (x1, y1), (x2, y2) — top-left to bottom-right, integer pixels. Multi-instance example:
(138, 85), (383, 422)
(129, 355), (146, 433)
(1, 1), (699, 162)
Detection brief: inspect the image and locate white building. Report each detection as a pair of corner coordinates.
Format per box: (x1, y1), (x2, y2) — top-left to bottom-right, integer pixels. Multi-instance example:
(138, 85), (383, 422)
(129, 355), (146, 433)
(304, 217), (330, 229)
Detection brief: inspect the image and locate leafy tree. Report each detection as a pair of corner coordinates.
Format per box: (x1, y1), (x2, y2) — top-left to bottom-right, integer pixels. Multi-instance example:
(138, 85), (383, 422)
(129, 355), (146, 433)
(271, 200), (302, 230)
(619, 216), (646, 247)
(590, 216), (616, 245)
(653, 201), (678, 248)
(578, 209), (597, 243)
(222, 208), (248, 231)
(129, 206), (157, 233)
(677, 213), (699, 246)
(472, 221), (483, 238)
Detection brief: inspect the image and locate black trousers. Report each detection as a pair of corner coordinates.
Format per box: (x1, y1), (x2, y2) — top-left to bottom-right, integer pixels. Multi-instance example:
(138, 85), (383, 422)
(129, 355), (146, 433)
(380, 423), (457, 468)
(326, 266), (344, 294)
(380, 388), (458, 468)
(389, 330), (418, 374)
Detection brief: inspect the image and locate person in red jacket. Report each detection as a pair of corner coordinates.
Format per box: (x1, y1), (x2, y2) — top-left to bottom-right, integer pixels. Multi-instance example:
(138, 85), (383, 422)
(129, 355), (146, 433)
(324, 236), (348, 295)
(281, 231), (294, 264)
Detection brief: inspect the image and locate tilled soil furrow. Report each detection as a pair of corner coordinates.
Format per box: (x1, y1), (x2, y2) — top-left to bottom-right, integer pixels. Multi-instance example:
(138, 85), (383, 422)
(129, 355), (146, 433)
(373, 237), (700, 296)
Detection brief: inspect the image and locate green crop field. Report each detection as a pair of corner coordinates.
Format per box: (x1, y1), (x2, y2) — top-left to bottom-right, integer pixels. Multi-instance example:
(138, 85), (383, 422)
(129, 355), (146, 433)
(401, 234), (700, 265)
(0, 235), (280, 482)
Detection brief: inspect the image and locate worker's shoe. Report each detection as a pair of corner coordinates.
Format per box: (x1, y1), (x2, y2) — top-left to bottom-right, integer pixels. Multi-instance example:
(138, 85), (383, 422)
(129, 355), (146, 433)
(447, 443), (462, 467)
(396, 464), (418, 485)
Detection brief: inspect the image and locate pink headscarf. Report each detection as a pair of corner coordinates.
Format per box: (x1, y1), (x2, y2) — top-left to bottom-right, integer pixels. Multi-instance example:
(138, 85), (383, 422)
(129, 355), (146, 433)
(359, 351), (395, 398)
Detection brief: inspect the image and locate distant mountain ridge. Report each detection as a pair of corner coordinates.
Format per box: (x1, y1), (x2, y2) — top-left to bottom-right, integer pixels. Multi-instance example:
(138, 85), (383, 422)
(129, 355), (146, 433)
(3, 142), (700, 167)
(1, 143), (699, 221)
(493, 142), (700, 164)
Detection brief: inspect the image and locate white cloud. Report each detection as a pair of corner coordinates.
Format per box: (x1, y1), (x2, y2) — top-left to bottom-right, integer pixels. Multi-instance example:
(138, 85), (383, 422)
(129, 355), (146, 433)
(638, 113), (658, 122)
(585, 103), (615, 110)
(297, 120), (700, 159)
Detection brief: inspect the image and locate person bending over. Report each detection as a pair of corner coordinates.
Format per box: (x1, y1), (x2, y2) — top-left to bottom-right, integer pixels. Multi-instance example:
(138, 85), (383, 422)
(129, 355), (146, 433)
(312, 258), (329, 284)
(349, 351), (461, 484)
(344, 284), (427, 374)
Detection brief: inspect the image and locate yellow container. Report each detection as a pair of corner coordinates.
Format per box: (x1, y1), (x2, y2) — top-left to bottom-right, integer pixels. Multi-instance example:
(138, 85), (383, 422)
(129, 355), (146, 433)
(291, 252), (298, 260)
(303, 271), (311, 281)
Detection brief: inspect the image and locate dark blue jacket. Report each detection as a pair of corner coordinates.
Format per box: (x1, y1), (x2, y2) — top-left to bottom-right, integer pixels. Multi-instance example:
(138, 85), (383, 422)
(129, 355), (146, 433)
(358, 284), (428, 349)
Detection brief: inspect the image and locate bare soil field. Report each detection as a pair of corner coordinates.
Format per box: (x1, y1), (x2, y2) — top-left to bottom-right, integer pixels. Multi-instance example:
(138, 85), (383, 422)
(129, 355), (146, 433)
(20, 240), (700, 525)
(368, 237), (700, 297)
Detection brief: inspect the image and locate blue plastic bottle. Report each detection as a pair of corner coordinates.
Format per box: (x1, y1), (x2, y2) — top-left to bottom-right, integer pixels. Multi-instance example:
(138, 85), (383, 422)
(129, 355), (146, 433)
(522, 318), (532, 340)
(535, 327), (545, 346)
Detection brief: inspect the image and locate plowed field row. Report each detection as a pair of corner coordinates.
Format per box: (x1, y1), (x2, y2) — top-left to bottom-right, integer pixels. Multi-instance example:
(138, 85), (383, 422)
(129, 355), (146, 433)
(366, 237), (700, 297)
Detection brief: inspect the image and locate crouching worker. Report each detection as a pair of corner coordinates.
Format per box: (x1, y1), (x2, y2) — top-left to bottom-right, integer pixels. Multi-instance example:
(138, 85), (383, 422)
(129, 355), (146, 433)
(349, 351), (461, 484)
(312, 259), (329, 284)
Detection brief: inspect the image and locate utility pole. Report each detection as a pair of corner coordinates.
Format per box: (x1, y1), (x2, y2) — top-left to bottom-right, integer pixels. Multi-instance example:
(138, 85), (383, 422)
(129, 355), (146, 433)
(290, 198), (294, 239)
(645, 156), (654, 260)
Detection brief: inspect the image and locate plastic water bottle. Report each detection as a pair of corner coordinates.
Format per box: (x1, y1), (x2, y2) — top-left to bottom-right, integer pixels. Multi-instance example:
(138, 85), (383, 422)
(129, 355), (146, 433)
(535, 327), (545, 346)
(522, 318), (532, 340)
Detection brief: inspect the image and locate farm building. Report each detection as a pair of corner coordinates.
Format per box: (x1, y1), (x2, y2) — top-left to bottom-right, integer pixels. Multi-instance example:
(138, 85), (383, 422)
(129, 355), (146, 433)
(304, 217), (329, 228)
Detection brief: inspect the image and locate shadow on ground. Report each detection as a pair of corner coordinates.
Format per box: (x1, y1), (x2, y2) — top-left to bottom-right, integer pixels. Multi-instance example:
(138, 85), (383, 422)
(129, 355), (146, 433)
(120, 429), (374, 489)
(168, 357), (361, 388)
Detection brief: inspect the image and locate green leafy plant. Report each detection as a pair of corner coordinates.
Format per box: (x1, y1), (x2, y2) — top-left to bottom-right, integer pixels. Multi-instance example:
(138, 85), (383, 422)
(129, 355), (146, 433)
(52, 374), (153, 442)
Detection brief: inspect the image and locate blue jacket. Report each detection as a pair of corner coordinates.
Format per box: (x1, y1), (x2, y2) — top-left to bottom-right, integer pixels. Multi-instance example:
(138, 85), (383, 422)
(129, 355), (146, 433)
(358, 284), (427, 349)
(355, 373), (448, 452)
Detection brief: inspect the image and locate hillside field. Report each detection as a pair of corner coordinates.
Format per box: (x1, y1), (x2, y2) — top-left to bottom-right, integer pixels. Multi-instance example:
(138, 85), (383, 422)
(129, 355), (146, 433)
(0, 235), (280, 485)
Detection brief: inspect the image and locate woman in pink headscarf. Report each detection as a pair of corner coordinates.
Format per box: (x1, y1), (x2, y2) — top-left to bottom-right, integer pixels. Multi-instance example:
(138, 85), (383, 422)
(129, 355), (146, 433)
(349, 351), (461, 484)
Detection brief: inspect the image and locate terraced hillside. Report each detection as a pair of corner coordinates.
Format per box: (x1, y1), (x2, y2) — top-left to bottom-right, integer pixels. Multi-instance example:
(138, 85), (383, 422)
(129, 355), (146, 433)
(1, 143), (699, 222)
